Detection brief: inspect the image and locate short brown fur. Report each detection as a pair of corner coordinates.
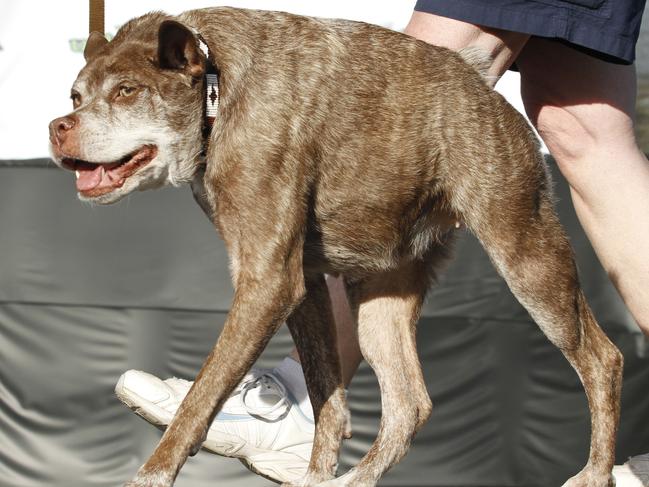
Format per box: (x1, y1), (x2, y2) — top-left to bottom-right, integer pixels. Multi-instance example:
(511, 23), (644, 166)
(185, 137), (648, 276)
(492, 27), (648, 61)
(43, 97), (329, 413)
(48, 7), (623, 487)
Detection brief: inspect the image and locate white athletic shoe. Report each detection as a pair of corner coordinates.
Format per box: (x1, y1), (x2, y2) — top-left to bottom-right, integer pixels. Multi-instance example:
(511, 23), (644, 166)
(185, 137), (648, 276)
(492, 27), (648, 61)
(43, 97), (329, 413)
(115, 369), (314, 483)
(614, 454), (649, 487)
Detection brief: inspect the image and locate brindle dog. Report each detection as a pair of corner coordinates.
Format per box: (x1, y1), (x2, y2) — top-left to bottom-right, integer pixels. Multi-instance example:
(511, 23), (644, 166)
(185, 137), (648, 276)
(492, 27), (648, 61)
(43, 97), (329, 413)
(48, 7), (623, 487)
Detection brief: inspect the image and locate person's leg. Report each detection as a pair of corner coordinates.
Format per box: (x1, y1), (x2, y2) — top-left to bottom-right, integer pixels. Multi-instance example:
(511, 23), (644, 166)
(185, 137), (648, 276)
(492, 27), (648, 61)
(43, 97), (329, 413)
(405, 11), (529, 80)
(289, 274), (362, 387)
(516, 37), (649, 487)
(516, 38), (649, 336)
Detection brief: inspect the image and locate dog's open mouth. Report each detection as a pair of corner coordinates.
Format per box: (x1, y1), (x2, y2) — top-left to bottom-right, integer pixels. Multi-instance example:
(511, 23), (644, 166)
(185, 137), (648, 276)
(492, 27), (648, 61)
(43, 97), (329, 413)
(61, 145), (158, 197)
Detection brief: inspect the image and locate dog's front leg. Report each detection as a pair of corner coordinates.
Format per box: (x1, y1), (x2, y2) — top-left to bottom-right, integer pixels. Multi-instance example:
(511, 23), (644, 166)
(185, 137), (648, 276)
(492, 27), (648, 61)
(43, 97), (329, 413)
(283, 274), (350, 486)
(124, 247), (306, 487)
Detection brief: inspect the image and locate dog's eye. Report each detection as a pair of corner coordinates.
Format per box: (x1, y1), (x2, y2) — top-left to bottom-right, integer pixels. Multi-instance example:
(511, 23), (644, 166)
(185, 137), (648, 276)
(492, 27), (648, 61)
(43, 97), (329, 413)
(118, 85), (137, 98)
(70, 91), (81, 108)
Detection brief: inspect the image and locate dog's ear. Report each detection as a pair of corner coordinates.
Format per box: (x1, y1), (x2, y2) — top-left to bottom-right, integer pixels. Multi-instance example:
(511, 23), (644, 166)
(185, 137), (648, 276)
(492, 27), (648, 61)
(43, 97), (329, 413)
(158, 20), (205, 78)
(84, 32), (109, 61)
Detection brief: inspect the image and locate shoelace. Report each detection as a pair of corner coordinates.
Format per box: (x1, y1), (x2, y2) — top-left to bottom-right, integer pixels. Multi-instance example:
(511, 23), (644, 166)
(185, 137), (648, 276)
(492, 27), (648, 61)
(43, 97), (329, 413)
(239, 373), (291, 421)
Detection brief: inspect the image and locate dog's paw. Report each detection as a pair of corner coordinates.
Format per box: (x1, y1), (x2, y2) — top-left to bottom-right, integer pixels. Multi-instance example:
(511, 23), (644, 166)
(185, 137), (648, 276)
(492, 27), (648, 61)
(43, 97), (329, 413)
(281, 472), (334, 487)
(123, 470), (174, 487)
(315, 479), (362, 487)
(314, 470), (376, 487)
(123, 480), (170, 487)
(561, 470), (615, 487)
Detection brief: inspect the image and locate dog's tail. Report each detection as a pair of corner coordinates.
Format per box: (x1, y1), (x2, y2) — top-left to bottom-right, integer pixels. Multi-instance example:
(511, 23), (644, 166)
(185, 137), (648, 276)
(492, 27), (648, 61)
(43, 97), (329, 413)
(458, 47), (496, 87)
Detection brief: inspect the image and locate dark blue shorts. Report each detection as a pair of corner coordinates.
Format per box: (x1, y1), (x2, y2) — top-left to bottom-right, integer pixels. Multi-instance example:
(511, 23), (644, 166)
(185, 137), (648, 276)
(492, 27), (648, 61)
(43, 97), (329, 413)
(414, 0), (647, 64)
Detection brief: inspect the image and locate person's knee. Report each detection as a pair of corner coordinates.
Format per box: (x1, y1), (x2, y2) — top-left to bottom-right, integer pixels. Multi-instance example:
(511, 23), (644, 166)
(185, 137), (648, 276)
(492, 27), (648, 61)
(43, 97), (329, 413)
(524, 96), (638, 183)
(533, 103), (600, 163)
(517, 45), (640, 185)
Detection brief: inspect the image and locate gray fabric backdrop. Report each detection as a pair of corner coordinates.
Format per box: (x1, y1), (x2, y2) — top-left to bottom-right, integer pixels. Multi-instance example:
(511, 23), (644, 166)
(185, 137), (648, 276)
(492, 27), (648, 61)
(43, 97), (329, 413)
(1, 159), (648, 487)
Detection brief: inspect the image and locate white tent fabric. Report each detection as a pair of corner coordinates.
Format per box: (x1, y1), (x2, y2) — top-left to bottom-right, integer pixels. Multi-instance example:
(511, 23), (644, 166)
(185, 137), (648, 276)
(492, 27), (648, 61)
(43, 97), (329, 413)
(1, 161), (647, 487)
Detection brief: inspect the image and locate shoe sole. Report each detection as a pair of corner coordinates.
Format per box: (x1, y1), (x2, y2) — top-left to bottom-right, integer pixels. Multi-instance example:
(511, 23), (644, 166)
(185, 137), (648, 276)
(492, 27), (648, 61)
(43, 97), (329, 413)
(613, 466), (649, 487)
(115, 374), (308, 484)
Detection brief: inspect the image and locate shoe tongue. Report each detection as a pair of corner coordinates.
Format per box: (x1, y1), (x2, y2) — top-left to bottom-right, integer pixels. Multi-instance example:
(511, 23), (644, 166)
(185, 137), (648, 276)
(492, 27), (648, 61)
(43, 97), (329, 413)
(245, 381), (283, 408)
(241, 375), (290, 420)
(76, 164), (104, 191)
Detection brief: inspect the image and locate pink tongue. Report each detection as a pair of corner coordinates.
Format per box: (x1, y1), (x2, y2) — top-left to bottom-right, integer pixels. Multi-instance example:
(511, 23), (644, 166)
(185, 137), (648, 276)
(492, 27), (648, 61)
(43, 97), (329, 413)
(76, 165), (105, 191)
(76, 162), (120, 191)
(77, 165), (113, 191)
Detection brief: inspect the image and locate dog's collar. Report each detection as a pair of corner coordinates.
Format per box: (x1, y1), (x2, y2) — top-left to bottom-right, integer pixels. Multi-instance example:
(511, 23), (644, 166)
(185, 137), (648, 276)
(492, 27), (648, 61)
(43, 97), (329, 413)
(192, 29), (219, 152)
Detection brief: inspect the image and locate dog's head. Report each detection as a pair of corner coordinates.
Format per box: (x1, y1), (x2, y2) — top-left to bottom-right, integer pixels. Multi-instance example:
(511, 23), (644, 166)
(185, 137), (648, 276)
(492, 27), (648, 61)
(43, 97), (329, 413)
(49, 13), (209, 204)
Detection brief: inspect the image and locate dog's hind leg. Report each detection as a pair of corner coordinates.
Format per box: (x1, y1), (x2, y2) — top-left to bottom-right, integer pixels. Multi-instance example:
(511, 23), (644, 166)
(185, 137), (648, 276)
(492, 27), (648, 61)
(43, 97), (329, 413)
(318, 258), (439, 487)
(282, 273), (350, 487)
(455, 172), (623, 487)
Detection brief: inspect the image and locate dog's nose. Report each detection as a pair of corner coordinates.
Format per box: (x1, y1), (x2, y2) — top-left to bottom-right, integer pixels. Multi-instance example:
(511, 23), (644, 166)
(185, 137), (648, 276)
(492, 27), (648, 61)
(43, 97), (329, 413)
(49, 116), (77, 143)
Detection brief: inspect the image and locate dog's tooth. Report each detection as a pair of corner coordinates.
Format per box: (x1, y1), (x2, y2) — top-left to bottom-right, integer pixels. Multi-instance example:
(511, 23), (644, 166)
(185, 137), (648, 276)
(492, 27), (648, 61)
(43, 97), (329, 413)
(75, 170), (80, 179)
